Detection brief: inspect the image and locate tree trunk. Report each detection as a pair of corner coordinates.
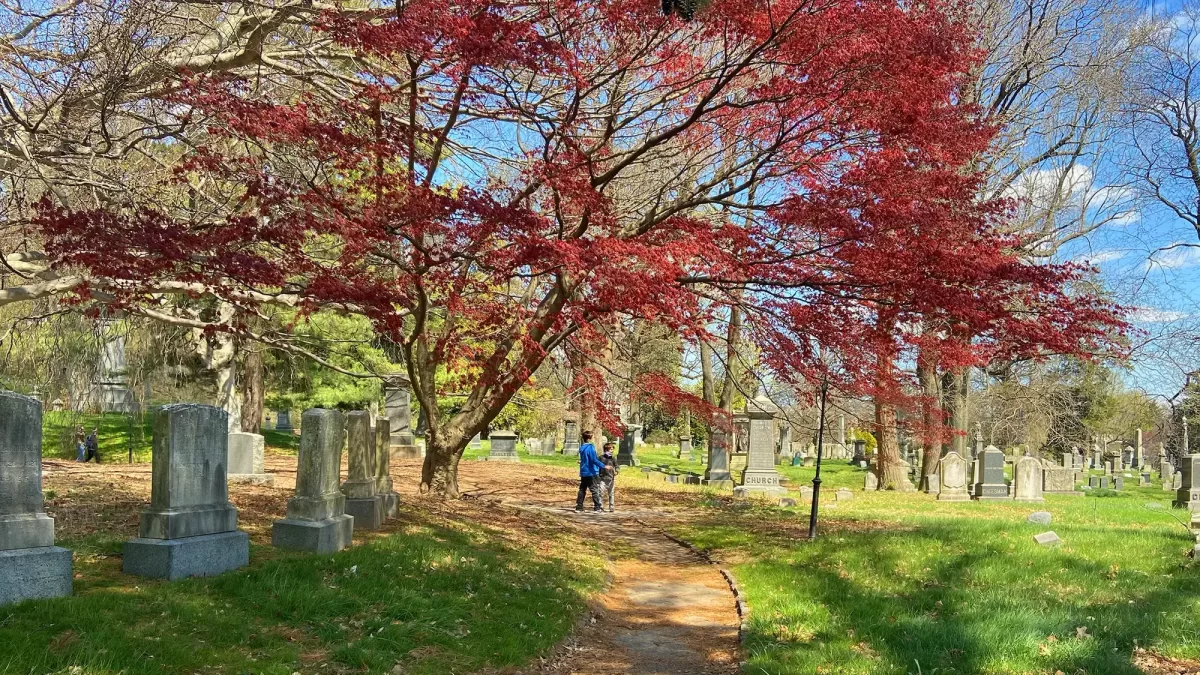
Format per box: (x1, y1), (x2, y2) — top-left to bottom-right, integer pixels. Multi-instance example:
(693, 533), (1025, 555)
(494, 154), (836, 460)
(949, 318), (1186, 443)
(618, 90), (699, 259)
(699, 340), (716, 405)
(874, 397), (907, 488)
(240, 347), (265, 433)
(421, 439), (463, 498)
(917, 346), (942, 478)
(197, 302), (240, 432)
(718, 304), (742, 410)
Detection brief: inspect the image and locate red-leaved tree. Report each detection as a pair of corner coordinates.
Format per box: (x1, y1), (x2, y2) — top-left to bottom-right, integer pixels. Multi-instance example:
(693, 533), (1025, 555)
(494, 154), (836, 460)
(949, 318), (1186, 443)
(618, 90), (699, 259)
(35, 0), (1122, 496)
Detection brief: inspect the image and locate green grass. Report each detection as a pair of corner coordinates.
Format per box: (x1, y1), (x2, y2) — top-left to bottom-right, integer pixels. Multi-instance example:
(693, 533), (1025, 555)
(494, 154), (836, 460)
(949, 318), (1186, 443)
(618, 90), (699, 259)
(0, 518), (604, 675)
(671, 476), (1200, 674)
(41, 411), (153, 462)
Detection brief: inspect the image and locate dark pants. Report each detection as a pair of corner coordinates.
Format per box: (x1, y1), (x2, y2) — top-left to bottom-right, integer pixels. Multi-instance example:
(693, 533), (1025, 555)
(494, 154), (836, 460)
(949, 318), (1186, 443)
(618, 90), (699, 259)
(84, 446), (99, 463)
(576, 475), (602, 510)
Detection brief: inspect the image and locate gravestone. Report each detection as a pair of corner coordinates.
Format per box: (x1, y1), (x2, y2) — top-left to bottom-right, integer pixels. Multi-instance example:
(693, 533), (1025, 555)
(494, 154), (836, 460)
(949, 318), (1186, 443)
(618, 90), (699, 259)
(273, 409), (354, 553)
(617, 424), (641, 467)
(563, 418), (580, 456)
(385, 378), (422, 459)
(88, 318), (137, 414)
(972, 445), (1009, 500)
(1098, 476), (1110, 489)
(1175, 455), (1200, 511)
(797, 485), (814, 501)
(1033, 531), (1061, 546)
(1141, 472), (1151, 486)
(275, 409), (293, 431)
(1088, 475), (1100, 488)
(1175, 472), (1184, 490)
(937, 452), (970, 501)
(734, 396), (786, 498)
(679, 435), (693, 462)
(703, 427), (734, 489)
(0, 391), (72, 605)
(1012, 455), (1045, 503)
(469, 433), (482, 451)
(124, 405), (249, 580)
(374, 417), (398, 519)
(227, 432), (273, 485)
(1043, 467), (1078, 494)
(341, 411), (384, 530)
(1027, 511), (1052, 525)
(921, 473), (940, 495)
(1113, 475), (1124, 491)
(864, 471), (879, 491)
(487, 430), (520, 462)
(526, 438), (544, 455)
(836, 487), (853, 501)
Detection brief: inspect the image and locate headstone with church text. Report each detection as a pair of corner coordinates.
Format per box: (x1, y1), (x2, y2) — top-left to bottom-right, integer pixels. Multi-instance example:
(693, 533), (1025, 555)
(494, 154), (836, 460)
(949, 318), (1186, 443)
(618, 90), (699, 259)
(734, 396), (787, 498)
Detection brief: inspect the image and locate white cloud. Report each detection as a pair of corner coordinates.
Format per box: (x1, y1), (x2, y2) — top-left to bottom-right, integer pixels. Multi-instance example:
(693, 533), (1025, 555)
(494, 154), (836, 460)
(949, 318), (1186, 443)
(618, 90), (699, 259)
(1129, 307), (1192, 323)
(1078, 250), (1127, 265)
(1146, 244), (1200, 270)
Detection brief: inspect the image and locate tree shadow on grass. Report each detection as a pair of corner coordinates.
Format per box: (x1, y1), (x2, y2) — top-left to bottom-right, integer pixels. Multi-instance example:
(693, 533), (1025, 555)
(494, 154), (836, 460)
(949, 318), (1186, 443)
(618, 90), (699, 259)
(685, 509), (1200, 674)
(0, 520), (600, 675)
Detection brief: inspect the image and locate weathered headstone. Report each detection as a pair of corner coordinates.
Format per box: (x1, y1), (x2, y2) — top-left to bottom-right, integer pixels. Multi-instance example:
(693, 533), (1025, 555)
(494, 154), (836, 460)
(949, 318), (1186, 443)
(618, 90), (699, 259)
(374, 417), (398, 519)
(798, 485), (814, 501)
(1088, 475), (1100, 488)
(273, 409), (354, 552)
(937, 451), (970, 501)
(1113, 475), (1124, 491)
(972, 445), (1009, 500)
(1175, 417), (1200, 511)
(385, 377), (422, 459)
(617, 423), (641, 467)
(227, 432), (273, 485)
(735, 396), (787, 498)
(703, 427), (734, 489)
(679, 435), (693, 462)
(1043, 467), (1078, 494)
(836, 487), (853, 501)
(1012, 455), (1045, 503)
(124, 404), (249, 579)
(275, 408), (292, 431)
(1098, 476), (1110, 489)
(342, 411), (384, 530)
(1175, 472), (1184, 490)
(1027, 511), (1052, 525)
(87, 318), (137, 414)
(486, 430), (520, 462)
(1033, 531), (1061, 546)
(864, 471), (879, 491)
(526, 438), (544, 455)
(469, 433), (482, 451)
(562, 418), (580, 456)
(921, 473), (940, 495)
(0, 392), (72, 605)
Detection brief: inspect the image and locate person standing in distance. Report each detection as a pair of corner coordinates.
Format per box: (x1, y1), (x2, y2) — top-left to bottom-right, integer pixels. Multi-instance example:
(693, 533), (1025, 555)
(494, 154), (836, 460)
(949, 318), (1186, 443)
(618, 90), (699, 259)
(575, 431), (605, 512)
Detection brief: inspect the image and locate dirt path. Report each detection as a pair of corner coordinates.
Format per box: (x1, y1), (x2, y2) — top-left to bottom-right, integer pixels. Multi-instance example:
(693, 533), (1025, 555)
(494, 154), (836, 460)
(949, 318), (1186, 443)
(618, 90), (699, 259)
(511, 505), (742, 675)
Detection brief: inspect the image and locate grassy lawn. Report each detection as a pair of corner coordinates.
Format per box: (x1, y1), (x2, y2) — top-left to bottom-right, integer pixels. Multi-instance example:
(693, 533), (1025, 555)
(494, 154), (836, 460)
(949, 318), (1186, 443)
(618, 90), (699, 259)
(671, 476), (1200, 674)
(0, 509), (604, 675)
(41, 411), (154, 462)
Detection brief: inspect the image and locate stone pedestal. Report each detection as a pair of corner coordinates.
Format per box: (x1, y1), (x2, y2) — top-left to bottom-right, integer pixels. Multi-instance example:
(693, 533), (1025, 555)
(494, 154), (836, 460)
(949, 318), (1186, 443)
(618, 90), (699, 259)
(0, 391), (73, 605)
(1174, 454), (1200, 511)
(273, 409), (355, 553)
(972, 445), (1009, 500)
(125, 404), (248, 579)
(228, 432), (273, 485)
(617, 424), (641, 467)
(1012, 455), (1045, 503)
(562, 419), (580, 456)
(486, 430), (520, 462)
(937, 451), (970, 501)
(703, 428), (734, 489)
(342, 411), (383, 529)
(734, 396), (786, 498)
(374, 418), (398, 519)
(275, 409), (293, 431)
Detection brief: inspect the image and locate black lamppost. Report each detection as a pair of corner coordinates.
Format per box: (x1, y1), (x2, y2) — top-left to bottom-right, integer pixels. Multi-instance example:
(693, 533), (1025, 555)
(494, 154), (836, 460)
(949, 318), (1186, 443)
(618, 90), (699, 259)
(808, 376), (829, 539)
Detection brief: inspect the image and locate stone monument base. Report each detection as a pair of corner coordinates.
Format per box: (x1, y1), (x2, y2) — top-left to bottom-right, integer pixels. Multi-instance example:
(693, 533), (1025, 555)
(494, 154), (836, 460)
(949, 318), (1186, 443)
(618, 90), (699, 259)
(485, 454), (520, 462)
(733, 486), (788, 499)
(228, 473), (275, 486)
(390, 444), (423, 460)
(380, 492), (399, 519)
(974, 486), (1010, 500)
(0, 546), (72, 606)
(345, 497), (385, 530)
(702, 478), (735, 490)
(272, 515), (354, 554)
(123, 531), (249, 580)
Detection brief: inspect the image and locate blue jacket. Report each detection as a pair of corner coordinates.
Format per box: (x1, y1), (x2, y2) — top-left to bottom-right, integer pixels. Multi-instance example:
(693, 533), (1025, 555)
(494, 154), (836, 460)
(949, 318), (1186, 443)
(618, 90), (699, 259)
(578, 443), (604, 477)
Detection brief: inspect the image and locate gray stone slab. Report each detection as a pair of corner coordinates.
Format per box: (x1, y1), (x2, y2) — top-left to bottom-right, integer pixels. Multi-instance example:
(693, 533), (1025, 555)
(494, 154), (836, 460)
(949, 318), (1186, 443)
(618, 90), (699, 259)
(342, 411), (377, 499)
(140, 404), (237, 539)
(227, 432), (265, 475)
(286, 409), (347, 522)
(272, 515), (354, 554)
(1, 391), (56, 552)
(1033, 531), (1061, 547)
(0, 546), (72, 606)
(1027, 511), (1052, 525)
(344, 497), (384, 530)
(0, 513), (54, 550)
(123, 530), (249, 580)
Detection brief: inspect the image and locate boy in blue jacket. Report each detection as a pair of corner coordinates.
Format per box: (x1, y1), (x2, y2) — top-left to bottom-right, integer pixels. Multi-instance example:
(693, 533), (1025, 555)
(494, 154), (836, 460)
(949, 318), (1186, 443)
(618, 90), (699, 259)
(575, 431), (605, 512)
